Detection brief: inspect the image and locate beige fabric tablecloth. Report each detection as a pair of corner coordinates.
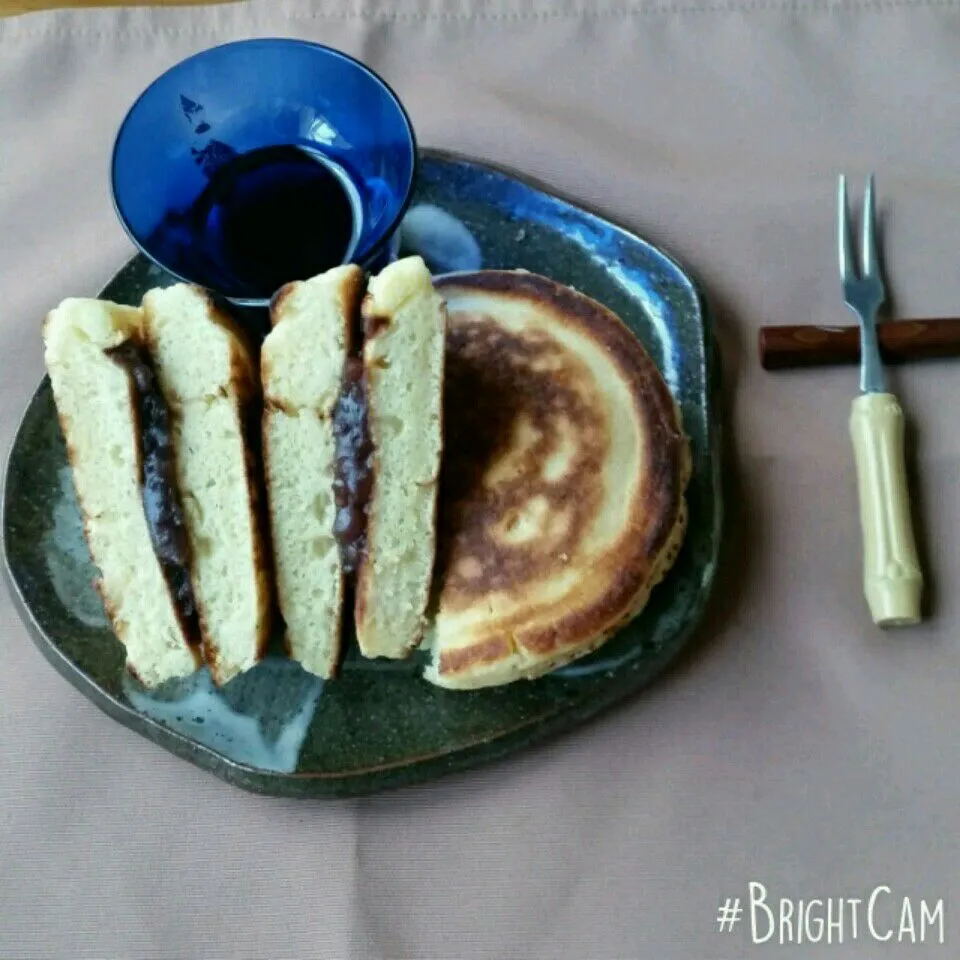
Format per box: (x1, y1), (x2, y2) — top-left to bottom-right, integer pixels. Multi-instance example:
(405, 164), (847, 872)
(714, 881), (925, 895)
(3, 2), (960, 957)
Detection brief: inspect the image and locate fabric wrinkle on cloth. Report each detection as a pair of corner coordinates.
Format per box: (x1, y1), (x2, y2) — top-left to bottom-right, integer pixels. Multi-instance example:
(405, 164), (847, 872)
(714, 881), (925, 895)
(2, 2), (960, 958)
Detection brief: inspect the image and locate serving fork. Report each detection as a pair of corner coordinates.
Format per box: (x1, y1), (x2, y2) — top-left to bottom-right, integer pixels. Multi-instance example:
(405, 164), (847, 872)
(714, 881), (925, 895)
(839, 174), (923, 626)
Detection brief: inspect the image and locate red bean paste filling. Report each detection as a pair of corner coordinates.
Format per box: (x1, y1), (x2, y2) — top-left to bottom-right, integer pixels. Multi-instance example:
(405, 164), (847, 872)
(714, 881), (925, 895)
(332, 356), (374, 576)
(106, 342), (201, 645)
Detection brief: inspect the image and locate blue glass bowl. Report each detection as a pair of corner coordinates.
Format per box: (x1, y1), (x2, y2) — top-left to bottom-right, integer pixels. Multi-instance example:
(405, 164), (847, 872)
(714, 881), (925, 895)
(111, 38), (417, 306)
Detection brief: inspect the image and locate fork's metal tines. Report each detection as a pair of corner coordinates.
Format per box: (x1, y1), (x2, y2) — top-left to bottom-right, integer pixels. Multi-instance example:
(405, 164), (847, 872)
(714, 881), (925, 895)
(838, 174), (856, 283)
(838, 173), (887, 393)
(862, 174), (881, 279)
(838, 174), (883, 284)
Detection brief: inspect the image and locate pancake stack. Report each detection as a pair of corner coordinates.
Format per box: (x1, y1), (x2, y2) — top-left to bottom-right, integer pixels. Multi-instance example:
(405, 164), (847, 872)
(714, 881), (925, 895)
(43, 259), (690, 690)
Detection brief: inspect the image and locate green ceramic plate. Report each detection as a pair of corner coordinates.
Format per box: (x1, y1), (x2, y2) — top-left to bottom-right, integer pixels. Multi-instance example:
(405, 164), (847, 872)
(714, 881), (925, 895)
(2, 150), (722, 797)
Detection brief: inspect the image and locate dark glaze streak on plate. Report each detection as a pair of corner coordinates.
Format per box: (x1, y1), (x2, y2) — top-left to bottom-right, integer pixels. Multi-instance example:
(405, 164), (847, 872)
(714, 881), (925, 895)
(1, 149), (722, 797)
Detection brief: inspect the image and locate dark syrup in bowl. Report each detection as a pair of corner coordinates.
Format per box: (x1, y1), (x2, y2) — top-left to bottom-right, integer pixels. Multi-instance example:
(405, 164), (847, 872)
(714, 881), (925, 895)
(146, 144), (362, 302)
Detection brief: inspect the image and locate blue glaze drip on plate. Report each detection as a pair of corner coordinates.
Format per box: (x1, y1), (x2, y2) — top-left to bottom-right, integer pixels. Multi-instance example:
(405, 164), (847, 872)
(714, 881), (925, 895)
(123, 660), (322, 775)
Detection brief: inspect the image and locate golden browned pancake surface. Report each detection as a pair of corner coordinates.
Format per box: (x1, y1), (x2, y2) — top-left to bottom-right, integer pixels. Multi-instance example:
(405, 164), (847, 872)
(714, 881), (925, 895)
(422, 270), (691, 689)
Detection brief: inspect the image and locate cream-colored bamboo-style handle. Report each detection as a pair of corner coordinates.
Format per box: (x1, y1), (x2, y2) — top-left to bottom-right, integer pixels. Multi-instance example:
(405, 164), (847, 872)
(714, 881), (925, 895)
(849, 392), (923, 626)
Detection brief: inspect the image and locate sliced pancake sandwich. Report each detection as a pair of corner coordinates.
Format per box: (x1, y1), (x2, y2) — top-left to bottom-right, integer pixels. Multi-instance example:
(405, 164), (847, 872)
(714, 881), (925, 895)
(261, 265), (364, 679)
(141, 284), (272, 686)
(354, 256), (447, 660)
(43, 297), (204, 687)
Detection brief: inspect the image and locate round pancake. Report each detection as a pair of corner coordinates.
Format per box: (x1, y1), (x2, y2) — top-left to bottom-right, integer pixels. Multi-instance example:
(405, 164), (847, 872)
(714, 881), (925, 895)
(422, 270), (692, 690)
